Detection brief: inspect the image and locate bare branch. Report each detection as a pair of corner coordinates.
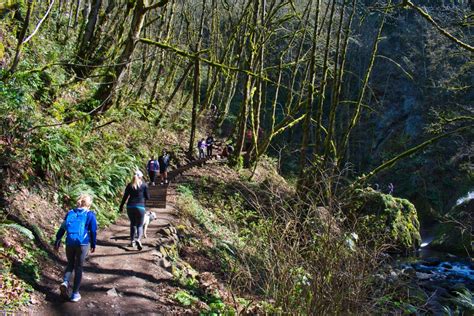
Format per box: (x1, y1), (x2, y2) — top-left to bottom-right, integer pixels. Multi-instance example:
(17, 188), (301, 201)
(402, 0), (474, 53)
(145, 0), (170, 11)
(23, 0), (56, 44)
(356, 124), (473, 184)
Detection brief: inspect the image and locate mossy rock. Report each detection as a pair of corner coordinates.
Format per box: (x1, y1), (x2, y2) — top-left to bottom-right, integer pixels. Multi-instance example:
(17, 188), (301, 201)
(430, 199), (473, 255)
(353, 189), (421, 253)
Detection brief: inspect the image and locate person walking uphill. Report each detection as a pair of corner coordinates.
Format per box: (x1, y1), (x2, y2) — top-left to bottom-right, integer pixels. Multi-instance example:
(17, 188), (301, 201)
(119, 170), (149, 250)
(54, 193), (97, 303)
(147, 156), (159, 185)
(158, 150), (170, 185)
(206, 135), (214, 158)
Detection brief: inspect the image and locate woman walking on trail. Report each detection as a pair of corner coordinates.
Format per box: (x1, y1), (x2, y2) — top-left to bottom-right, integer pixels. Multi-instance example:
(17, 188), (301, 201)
(198, 138), (206, 159)
(54, 193), (97, 303)
(119, 170), (149, 250)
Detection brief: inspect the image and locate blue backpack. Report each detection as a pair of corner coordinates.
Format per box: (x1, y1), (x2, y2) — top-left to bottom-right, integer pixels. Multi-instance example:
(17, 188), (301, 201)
(65, 209), (89, 246)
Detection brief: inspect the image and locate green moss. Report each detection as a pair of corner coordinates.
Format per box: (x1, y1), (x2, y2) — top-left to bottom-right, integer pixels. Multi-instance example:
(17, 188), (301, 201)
(354, 189), (421, 252)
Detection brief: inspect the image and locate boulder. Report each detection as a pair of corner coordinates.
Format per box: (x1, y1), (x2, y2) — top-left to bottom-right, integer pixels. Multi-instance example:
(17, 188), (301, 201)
(416, 272), (432, 280)
(352, 188), (421, 253)
(421, 258), (441, 267)
(441, 263), (453, 270)
(158, 258), (172, 270)
(430, 199), (473, 256)
(107, 287), (119, 297)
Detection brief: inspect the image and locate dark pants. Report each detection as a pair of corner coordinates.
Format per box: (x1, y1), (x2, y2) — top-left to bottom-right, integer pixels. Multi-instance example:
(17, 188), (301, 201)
(207, 145), (213, 157)
(160, 168), (167, 182)
(148, 170), (157, 183)
(64, 245), (89, 293)
(127, 207), (145, 242)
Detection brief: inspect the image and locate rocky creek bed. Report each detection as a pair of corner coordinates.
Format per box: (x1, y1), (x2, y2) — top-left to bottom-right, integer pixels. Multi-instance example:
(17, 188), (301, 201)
(392, 255), (474, 313)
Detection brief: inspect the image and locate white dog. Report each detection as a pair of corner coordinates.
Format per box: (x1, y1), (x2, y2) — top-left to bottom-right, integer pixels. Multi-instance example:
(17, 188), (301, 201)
(143, 211), (157, 238)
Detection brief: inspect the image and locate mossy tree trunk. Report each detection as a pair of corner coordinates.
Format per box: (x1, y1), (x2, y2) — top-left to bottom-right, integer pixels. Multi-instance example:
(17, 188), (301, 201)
(188, 0), (206, 157)
(92, 0), (169, 114)
(233, 0), (259, 164)
(73, 0), (102, 77)
(8, 0), (34, 75)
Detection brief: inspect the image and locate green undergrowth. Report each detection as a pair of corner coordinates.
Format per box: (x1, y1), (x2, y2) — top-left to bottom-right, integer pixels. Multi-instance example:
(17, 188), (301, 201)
(0, 225), (46, 311)
(1, 13), (190, 227)
(169, 244), (241, 314)
(175, 183), (281, 313)
(173, 288), (237, 315)
(1, 69), (183, 226)
(176, 183), (266, 273)
(175, 173), (421, 314)
(176, 178), (323, 313)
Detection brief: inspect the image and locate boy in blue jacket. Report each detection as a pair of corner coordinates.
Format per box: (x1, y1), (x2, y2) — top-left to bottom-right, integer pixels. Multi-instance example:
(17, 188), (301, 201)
(54, 193), (97, 302)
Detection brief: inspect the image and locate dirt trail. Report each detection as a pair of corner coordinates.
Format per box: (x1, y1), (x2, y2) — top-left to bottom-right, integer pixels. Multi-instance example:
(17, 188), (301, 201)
(32, 184), (191, 315)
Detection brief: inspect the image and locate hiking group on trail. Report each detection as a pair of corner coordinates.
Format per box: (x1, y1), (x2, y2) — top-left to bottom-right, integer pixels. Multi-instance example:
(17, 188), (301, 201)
(53, 143), (233, 303)
(198, 135), (235, 159)
(197, 135), (216, 159)
(146, 150), (170, 186)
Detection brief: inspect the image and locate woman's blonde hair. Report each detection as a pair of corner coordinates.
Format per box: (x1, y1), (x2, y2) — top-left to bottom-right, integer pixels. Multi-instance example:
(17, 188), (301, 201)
(131, 174), (142, 190)
(76, 193), (93, 209)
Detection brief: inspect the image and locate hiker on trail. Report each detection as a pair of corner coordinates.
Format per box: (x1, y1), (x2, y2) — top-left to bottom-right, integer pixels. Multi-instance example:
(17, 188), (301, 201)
(198, 138), (206, 159)
(206, 135), (214, 158)
(119, 170), (149, 250)
(158, 150), (170, 185)
(147, 156), (159, 186)
(54, 193), (97, 303)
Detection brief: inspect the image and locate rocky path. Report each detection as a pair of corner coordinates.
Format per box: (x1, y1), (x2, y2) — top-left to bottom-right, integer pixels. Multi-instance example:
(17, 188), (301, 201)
(32, 184), (191, 315)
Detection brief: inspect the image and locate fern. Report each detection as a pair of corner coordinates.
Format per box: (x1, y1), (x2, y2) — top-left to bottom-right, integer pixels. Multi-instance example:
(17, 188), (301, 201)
(449, 289), (474, 311)
(0, 222), (35, 240)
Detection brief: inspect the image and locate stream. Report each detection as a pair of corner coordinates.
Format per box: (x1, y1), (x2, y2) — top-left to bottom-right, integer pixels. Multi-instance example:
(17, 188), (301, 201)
(401, 193), (473, 291)
(394, 227), (473, 312)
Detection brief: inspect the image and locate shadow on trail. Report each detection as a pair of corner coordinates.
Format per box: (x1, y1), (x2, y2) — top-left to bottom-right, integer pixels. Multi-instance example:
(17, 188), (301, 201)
(80, 266), (178, 287)
(76, 284), (179, 304)
(96, 239), (158, 252)
(96, 239), (134, 251)
(89, 249), (154, 259)
(109, 235), (130, 240)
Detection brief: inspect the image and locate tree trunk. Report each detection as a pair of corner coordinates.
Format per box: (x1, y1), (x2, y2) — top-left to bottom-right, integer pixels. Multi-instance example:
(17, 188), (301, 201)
(74, 0), (102, 76)
(337, 3), (389, 164)
(188, 58), (200, 157)
(187, 0), (206, 157)
(93, 0), (149, 113)
(8, 0), (34, 74)
(233, 0), (259, 164)
(73, 0), (82, 27)
(299, 0), (320, 180)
